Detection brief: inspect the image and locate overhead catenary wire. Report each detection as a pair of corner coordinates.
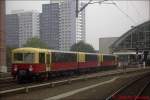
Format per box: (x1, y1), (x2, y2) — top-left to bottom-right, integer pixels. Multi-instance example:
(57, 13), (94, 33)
(111, 0), (137, 25)
(126, 1), (141, 24)
(82, 0), (137, 25)
(130, 1), (142, 18)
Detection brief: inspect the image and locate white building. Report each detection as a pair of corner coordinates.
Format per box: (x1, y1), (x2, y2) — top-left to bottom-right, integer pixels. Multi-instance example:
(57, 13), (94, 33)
(76, 2), (86, 43)
(49, 0), (86, 51)
(12, 10), (40, 47)
(59, 0), (76, 51)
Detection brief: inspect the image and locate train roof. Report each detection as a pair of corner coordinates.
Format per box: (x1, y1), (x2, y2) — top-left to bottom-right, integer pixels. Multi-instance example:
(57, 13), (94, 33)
(12, 47), (48, 53)
(12, 47), (116, 56)
(113, 51), (142, 55)
(12, 47), (80, 54)
(103, 54), (116, 56)
(49, 49), (78, 54)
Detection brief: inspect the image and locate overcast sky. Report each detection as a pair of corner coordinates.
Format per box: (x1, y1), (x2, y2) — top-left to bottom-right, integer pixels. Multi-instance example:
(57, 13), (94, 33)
(6, 0), (150, 50)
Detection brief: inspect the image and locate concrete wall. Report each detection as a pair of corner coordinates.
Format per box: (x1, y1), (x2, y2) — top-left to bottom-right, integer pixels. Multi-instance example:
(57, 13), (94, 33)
(99, 37), (118, 54)
(0, 0), (7, 72)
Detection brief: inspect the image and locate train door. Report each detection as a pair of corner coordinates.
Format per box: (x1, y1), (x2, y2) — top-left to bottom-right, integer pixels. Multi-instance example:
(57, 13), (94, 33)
(77, 52), (85, 69)
(98, 54), (101, 66)
(101, 54), (104, 65)
(39, 52), (50, 72)
(46, 52), (51, 72)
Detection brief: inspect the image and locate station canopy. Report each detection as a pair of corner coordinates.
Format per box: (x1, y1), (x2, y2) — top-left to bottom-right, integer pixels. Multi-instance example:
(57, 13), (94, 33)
(110, 20), (150, 52)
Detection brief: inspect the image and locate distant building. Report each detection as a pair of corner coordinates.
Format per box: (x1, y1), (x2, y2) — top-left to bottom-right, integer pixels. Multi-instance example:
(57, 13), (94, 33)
(40, 0), (86, 51)
(110, 20), (150, 52)
(6, 14), (19, 47)
(17, 11), (40, 47)
(76, 2), (86, 43)
(40, 3), (60, 49)
(7, 11), (40, 47)
(59, 0), (86, 50)
(99, 37), (118, 53)
(59, 0), (76, 51)
(109, 20), (150, 66)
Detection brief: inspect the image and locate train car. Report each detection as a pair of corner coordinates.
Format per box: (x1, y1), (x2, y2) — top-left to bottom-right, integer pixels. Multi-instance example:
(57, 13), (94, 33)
(12, 48), (78, 82)
(12, 48), (49, 82)
(78, 52), (99, 69)
(11, 47), (117, 82)
(101, 54), (117, 68)
(50, 50), (78, 75)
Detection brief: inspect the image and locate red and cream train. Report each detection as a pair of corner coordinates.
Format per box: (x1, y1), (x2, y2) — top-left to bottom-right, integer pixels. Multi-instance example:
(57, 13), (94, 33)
(11, 48), (118, 82)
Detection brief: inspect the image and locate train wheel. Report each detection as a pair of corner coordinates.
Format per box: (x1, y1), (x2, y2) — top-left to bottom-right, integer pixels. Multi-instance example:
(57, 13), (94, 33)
(69, 71), (74, 76)
(17, 74), (25, 84)
(43, 73), (49, 81)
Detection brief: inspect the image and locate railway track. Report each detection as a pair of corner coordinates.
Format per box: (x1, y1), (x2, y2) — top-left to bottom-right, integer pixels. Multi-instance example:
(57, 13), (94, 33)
(106, 73), (150, 100)
(0, 68), (119, 91)
(0, 68), (150, 97)
(0, 73), (78, 91)
(0, 77), (15, 91)
(0, 68), (126, 91)
(137, 80), (150, 99)
(0, 77), (13, 83)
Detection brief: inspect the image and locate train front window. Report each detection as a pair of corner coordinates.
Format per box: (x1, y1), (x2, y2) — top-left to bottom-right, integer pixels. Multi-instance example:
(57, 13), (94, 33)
(14, 53), (35, 63)
(14, 53), (23, 61)
(24, 53), (34, 63)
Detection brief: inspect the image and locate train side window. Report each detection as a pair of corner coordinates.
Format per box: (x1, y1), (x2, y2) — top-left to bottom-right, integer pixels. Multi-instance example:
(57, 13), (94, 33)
(39, 53), (45, 64)
(64, 53), (77, 62)
(52, 52), (77, 63)
(47, 54), (50, 64)
(104, 55), (114, 61)
(85, 54), (98, 61)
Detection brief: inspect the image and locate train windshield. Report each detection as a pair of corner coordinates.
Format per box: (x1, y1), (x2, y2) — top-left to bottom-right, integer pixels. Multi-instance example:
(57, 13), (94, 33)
(24, 53), (34, 63)
(14, 53), (23, 62)
(14, 53), (35, 63)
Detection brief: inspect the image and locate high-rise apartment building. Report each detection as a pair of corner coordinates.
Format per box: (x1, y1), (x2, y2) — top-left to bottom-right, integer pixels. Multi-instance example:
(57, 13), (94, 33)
(6, 14), (19, 47)
(59, 0), (76, 51)
(7, 10), (40, 47)
(40, 0), (86, 51)
(6, 11), (40, 47)
(76, 2), (86, 43)
(40, 3), (60, 49)
(59, 0), (86, 50)
(17, 11), (40, 47)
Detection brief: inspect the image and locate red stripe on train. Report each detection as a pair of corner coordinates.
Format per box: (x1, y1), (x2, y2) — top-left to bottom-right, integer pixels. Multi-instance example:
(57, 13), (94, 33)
(51, 62), (78, 71)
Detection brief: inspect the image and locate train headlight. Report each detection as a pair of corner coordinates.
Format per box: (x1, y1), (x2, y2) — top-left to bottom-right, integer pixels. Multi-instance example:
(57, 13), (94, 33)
(14, 66), (18, 72)
(29, 65), (33, 72)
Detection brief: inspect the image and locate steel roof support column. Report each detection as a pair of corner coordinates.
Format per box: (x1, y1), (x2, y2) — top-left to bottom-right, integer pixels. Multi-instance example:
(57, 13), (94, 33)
(0, 0), (7, 72)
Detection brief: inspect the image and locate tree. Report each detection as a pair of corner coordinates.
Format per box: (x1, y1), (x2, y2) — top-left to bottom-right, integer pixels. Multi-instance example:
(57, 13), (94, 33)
(6, 47), (16, 71)
(70, 41), (95, 53)
(23, 37), (48, 49)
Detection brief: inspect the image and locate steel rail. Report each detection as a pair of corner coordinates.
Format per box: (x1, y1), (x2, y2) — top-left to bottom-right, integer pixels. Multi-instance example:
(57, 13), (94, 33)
(0, 68), (150, 96)
(134, 80), (150, 100)
(105, 73), (150, 100)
